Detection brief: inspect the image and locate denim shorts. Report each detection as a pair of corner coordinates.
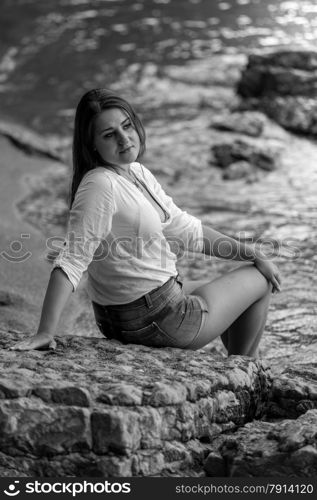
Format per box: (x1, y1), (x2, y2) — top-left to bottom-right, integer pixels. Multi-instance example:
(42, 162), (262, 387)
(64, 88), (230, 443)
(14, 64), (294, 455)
(92, 274), (209, 349)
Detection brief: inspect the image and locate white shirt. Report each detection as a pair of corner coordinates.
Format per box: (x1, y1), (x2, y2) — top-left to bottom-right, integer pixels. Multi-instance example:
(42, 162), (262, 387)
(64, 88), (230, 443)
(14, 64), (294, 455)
(53, 162), (203, 305)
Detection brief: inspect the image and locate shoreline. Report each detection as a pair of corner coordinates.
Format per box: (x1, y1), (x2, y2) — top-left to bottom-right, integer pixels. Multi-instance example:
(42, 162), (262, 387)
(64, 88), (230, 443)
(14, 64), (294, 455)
(0, 134), (97, 342)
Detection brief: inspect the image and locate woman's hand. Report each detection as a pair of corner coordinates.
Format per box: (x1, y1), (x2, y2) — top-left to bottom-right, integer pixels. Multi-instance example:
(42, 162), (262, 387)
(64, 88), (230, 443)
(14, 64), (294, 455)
(9, 268), (73, 352)
(254, 256), (282, 293)
(9, 332), (56, 351)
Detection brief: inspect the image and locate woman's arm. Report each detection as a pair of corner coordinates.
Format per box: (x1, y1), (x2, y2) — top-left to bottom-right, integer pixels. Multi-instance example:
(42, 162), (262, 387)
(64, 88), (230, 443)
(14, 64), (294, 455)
(10, 268), (73, 350)
(10, 172), (115, 351)
(202, 224), (282, 292)
(202, 224), (258, 261)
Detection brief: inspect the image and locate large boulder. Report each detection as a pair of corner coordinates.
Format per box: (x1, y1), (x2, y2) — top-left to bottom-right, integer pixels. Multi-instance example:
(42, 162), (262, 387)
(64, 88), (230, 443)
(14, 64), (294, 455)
(237, 50), (317, 136)
(210, 111), (266, 137)
(205, 410), (317, 477)
(0, 332), (316, 477)
(0, 332), (270, 477)
(268, 366), (317, 419)
(211, 138), (281, 172)
(0, 120), (68, 162)
(204, 365), (317, 477)
(237, 52), (317, 98)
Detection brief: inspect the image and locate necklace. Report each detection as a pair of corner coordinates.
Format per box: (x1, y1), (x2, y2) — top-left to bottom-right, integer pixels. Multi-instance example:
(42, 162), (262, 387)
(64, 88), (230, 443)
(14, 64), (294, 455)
(114, 166), (168, 223)
(115, 167), (144, 193)
(129, 170), (144, 193)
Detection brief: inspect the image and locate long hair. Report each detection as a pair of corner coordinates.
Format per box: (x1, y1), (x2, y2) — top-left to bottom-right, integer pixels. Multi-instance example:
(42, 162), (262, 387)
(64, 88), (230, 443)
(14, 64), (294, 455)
(70, 88), (146, 207)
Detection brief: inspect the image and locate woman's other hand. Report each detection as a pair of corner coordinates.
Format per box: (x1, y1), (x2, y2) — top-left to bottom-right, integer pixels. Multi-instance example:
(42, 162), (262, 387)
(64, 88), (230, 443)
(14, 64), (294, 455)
(254, 256), (282, 293)
(9, 268), (73, 352)
(9, 332), (56, 351)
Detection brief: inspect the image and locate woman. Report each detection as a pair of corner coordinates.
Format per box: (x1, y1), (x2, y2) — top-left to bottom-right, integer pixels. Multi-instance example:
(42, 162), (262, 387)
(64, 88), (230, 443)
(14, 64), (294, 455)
(11, 88), (281, 355)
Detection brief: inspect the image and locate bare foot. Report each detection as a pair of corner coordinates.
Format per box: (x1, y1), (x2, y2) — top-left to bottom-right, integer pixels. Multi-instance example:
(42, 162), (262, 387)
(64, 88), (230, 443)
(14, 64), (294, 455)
(9, 333), (56, 351)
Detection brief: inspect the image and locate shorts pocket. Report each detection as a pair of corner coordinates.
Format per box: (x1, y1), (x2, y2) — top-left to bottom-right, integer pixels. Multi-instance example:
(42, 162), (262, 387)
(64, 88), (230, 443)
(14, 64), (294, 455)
(121, 321), (176, 348)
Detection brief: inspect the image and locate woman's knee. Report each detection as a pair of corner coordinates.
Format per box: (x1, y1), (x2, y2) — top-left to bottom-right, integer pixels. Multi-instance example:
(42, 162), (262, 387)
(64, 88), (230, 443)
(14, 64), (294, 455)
(233, 263), (271, 298)
(252, 266), (273, 296)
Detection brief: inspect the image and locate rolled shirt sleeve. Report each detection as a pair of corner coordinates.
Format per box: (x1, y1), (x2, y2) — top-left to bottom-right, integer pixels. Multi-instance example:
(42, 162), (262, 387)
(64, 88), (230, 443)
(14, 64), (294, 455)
(140, 165), (204, 253)
(52, 171), (115, 290)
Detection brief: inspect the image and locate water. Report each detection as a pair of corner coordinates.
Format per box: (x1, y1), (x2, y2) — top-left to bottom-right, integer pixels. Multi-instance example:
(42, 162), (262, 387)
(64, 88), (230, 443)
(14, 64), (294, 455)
(1, 0), (317, 135)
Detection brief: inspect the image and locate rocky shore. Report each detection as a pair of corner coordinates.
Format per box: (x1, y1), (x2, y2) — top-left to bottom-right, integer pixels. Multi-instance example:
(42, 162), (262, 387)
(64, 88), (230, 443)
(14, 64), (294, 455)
(0, 50), (316, 476)
(0, 336), (316, 477)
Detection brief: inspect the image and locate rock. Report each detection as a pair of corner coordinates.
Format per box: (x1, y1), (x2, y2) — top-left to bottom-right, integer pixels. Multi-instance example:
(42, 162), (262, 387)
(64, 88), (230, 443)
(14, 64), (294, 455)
(96, 383), (143, 406)
(205, 410), (317, 477)
(238, 62), (317, 98)
(204, 365), (317, 477)
(211, 139), (280, 171)
(210, 111), (266, 137)
(32, 384), (91, 407)
(246, 51), (317, 72)
(237, 50), (317, 98)
(268, 366), (317, 419)
(250, 96), (317, 136)
(0, 120), (65, 161)
(204, 451), (226, 476)
(237, 49), (317, 136)
(0, 378), (32, 399)
(91, 409), (141, 455)
(0, 291), (26, 308)
(143, 381), (188, 406)
(0, 335), (273, 476)
(222, 161), (255, 180)
(1, 333), (316, 477)
(0, 398), (91, 457)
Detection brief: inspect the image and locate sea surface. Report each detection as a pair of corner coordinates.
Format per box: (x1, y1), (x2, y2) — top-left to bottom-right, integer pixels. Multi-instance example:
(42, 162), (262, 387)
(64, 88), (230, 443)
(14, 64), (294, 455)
(1, 0), (317, 134)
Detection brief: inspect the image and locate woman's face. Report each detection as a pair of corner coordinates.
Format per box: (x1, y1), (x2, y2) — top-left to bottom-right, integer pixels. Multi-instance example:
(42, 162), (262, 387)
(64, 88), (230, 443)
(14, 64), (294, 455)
(93, 107), (140, 169)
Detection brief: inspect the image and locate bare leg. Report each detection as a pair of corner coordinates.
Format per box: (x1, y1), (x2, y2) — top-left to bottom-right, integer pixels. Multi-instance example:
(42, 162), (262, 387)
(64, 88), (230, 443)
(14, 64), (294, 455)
(216, 282), (271, 356)
(226, 281), (272, 356)
(182, 264), (271, 356)
(221, 328), (229, 352)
